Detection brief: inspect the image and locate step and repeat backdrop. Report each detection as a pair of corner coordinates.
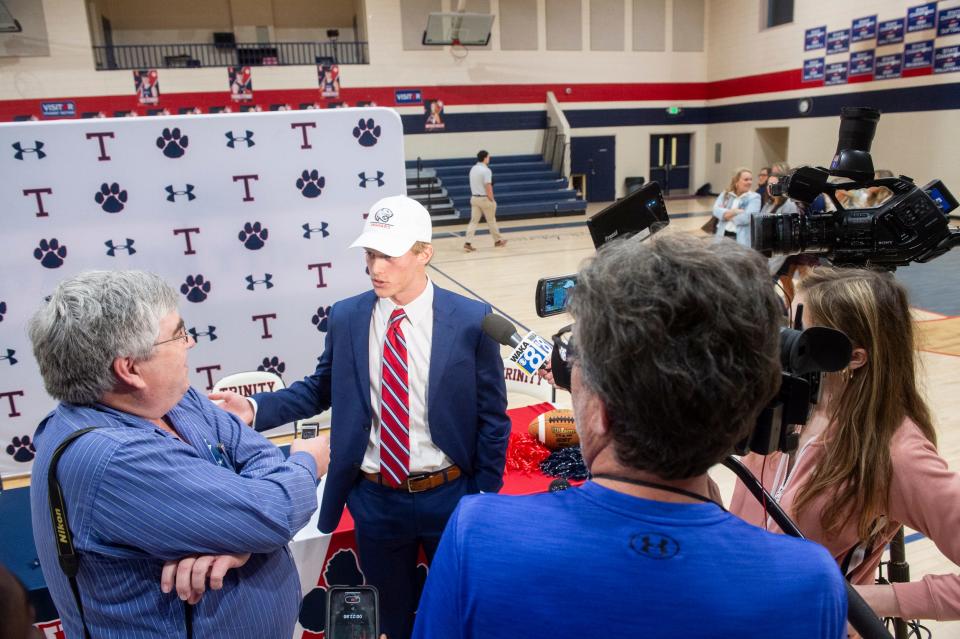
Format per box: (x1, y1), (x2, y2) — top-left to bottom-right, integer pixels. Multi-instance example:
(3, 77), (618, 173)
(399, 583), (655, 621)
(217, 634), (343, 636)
(0, 108), (404, 478)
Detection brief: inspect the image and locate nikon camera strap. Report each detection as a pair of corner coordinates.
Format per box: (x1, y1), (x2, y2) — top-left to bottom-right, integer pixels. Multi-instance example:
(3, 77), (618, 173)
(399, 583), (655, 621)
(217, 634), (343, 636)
(46, 426), (98, 639)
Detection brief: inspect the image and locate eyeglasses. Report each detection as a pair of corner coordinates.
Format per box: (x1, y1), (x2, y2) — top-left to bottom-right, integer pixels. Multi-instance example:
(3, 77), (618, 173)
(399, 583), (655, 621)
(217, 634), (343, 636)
(154, 327), (190, 347)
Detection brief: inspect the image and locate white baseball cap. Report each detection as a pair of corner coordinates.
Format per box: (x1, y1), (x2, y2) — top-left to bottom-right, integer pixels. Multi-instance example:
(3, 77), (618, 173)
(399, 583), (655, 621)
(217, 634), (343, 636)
(350, 195), (433, 257)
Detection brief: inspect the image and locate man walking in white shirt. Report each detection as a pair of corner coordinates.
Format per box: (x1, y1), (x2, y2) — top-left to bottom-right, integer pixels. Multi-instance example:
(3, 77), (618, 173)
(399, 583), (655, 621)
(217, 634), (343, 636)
(464, 150), (506, 252)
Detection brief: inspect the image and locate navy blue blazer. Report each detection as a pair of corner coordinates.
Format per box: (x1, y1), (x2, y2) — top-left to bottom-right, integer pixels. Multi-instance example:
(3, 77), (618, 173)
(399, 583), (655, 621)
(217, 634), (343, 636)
(252, 286), (510, 533)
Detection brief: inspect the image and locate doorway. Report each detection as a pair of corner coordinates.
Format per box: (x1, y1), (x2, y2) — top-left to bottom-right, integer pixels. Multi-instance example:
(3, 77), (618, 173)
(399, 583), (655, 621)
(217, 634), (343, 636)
(649, 133), (692, 195)
(571, 136), (616, 202)
(754, 127), (789, 172)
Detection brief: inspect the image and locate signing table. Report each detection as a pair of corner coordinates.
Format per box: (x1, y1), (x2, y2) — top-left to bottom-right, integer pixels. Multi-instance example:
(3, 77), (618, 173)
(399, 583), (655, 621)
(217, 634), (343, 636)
(0, 403), (556, 638)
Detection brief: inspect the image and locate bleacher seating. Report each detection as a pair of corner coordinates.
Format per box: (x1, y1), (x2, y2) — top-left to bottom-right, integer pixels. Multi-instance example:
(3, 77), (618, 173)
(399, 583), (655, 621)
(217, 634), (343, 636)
(405, 154), (587, 225)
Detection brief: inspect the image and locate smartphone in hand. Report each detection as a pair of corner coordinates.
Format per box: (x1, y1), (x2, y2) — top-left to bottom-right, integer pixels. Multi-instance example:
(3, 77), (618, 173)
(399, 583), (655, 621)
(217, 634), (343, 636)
(326, 586), (379, 639)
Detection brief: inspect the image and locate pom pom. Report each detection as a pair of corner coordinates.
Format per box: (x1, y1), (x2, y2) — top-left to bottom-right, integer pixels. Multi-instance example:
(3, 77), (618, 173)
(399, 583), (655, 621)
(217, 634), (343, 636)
(506, 432), (551, 474)
(539, 446), (589, 480)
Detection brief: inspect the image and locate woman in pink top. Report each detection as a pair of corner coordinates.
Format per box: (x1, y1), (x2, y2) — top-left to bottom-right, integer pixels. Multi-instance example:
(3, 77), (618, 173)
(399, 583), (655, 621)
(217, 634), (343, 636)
(730, 267), (960, 622)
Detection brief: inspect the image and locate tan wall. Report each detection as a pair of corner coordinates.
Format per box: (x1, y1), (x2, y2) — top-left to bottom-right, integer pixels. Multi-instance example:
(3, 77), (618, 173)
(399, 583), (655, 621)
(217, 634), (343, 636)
(98, 0), (232, 29)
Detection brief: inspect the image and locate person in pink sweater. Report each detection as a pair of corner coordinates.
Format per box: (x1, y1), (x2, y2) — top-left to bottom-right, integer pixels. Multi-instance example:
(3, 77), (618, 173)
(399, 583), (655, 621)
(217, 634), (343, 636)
(730, 267), (960, 623)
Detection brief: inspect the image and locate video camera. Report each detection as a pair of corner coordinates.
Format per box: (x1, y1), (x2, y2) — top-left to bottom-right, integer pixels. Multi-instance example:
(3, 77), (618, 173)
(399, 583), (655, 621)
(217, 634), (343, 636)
(535, 181), (851, 456)
(754, 106), (960, 268)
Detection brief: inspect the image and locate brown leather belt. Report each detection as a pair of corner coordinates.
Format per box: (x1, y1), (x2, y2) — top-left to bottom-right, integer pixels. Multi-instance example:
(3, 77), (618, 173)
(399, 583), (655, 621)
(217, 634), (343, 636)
(362, 465), (461, 493)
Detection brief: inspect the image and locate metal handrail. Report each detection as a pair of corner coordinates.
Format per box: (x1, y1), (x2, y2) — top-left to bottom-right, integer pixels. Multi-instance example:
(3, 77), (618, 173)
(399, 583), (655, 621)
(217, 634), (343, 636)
(92, 41), (369, 70)
(542, 126), (557, 163)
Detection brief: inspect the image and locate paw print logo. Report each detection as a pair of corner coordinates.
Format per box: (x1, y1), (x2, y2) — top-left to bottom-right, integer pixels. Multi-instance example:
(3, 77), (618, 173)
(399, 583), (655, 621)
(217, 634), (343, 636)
(94, 182), (128, 213)
(296, 170), (326, 198)
(352, 118), (382, 147)
(156, 127), (189, 158)
(257, 356), (286, 377)
(180, 274), (211, 303)
(6, 435), (36, 463)
(238, 222), (269, 250)
(33, 238), (67, 269)
(0, 301), (6, 322)
(311, 305), (331, 332)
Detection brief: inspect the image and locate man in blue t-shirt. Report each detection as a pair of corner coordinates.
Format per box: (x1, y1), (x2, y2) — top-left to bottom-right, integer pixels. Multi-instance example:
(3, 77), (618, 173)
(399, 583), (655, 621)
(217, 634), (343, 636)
(413, 234), (848, 639)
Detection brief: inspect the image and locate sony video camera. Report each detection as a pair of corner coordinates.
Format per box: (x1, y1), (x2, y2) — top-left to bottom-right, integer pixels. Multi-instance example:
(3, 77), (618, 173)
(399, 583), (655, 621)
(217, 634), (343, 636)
(535, 181), (852, 456)
(753, 107), (960, 268)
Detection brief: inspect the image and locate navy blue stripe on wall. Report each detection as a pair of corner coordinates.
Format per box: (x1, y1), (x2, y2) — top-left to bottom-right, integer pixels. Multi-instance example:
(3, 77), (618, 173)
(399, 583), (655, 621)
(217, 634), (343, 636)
(571, 82), (960, 127)
(708, 81), (960, 123)
(402, 110), (547, 134)
(396, 82), (960, 133)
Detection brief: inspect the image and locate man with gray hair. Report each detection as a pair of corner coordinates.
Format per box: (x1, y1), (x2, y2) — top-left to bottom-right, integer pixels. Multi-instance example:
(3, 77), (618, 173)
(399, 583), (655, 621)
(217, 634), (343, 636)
(413, 234), (847, 638)
(28, 270), (329, 639)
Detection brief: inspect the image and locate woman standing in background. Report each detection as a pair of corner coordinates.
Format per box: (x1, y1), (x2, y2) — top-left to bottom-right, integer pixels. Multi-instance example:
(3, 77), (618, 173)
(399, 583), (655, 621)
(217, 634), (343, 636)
(713, 167), (761, 247)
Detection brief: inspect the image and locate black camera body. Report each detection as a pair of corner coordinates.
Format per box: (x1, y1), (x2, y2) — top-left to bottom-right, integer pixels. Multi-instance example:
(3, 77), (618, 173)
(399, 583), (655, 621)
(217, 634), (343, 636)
(753, 107), (960, 268)
(736, 323), (851, 456)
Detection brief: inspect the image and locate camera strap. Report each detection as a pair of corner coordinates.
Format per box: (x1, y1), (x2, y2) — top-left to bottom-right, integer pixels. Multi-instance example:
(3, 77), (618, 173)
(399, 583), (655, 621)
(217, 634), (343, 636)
(591, 473), (725, 510)
(47, 426), (98, 639)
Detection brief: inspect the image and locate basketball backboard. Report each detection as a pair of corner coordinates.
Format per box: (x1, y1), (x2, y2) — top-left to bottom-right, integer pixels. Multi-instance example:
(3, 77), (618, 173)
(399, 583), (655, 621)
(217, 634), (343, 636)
(0, 1), (22, 32)
(423, 12), (494, 46)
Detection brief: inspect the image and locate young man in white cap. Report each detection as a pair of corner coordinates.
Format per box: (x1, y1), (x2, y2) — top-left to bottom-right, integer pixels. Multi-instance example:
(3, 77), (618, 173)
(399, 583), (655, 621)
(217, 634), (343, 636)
(213, 195), (510, 639)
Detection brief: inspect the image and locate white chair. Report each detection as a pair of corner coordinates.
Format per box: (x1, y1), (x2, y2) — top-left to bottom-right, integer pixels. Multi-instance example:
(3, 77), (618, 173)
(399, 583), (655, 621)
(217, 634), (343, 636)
(211, 371), (331, 434)
(212, 370), (286, 396)
(503, 359), (556, 406)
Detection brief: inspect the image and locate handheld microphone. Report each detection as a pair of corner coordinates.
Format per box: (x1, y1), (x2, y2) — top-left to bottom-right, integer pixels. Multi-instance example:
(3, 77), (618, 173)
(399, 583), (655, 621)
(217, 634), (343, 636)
(481, 314), (553, 376)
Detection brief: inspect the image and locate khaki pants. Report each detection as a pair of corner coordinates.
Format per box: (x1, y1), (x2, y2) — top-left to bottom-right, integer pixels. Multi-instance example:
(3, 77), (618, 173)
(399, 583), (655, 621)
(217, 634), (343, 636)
(465, 196), (502, 244)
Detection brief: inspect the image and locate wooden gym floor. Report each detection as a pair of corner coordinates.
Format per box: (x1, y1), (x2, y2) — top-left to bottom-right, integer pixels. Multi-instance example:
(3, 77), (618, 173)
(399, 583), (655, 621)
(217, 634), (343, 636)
(430, 197), (959, 636)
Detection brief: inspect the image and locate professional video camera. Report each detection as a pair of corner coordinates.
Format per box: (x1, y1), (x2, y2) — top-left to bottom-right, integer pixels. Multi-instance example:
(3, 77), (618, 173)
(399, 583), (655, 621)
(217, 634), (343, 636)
(753, 106), (960, 268)
(531, 181), (851, 456)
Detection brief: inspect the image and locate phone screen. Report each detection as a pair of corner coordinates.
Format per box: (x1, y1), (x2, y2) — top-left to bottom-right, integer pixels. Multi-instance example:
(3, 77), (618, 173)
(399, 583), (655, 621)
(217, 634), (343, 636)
(536, 275), (577, 317)
(298, 423), (319, 439)
(327, 587), (379, 639)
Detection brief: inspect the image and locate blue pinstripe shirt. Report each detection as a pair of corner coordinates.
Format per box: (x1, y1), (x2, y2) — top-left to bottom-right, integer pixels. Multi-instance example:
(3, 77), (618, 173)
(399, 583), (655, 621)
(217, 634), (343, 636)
(29, 387), (319, 639)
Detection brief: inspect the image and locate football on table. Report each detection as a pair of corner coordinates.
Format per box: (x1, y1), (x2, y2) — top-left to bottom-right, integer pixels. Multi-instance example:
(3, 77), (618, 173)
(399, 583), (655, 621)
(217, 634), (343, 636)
(528, 409), (579, 450)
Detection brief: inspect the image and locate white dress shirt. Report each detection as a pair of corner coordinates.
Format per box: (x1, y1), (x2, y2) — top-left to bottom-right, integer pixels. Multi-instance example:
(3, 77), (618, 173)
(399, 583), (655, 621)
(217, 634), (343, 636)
(362, 279), (454, 474)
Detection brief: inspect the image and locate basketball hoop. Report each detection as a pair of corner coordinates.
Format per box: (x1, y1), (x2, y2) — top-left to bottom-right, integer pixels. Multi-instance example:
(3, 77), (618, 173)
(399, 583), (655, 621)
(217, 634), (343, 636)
(450, 39), (468, 60)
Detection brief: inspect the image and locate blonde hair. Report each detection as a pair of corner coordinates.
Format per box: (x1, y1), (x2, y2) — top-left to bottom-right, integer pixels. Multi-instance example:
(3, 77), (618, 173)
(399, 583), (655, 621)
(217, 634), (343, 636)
(793, 267), (936, 542)
(726, 167), (752, 195)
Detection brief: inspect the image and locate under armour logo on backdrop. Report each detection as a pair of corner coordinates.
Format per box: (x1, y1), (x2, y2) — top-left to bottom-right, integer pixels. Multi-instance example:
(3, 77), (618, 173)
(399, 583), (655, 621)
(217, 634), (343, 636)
(165, 184), (196, 202)
(13, 141), (46, 160)
(0, 349), (16, 366)
(104, 239), (136, 256)
(302, 222), (330, 239)
(358, 171), (385, 187)
(225, 130), (255, 148)
(245, 273), (274, 290)
(188, 326), (218, 342)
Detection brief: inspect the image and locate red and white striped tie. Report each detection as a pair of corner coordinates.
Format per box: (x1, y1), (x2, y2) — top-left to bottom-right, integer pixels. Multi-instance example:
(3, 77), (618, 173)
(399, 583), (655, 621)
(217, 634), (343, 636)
(379, 308), (410, 487)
